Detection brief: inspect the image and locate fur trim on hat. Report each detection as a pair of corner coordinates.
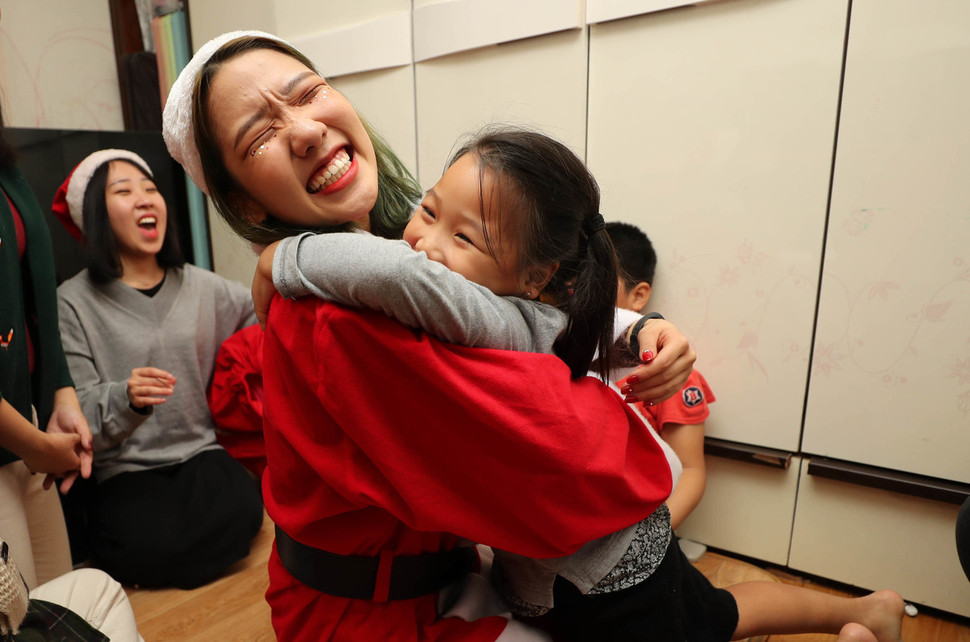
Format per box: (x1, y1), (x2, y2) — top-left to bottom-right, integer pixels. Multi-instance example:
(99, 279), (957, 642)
(162, 30), (290, 195)
(50, 149), (152, 240)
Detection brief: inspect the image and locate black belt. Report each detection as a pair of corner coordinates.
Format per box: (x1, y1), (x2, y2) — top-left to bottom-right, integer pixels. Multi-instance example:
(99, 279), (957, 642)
(275, 526), (478, 602)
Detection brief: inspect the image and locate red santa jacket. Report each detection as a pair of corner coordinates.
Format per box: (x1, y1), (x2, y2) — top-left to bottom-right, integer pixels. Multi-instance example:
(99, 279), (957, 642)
(259, 297), (673, 640)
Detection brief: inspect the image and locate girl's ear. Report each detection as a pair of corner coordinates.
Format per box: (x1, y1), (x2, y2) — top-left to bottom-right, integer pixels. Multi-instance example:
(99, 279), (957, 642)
(523, 262), (559, 299)
(227, 189), (267, 225)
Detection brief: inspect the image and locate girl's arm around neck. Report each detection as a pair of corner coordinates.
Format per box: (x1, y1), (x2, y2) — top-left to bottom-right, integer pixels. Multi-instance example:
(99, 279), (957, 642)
(271, 231), (564, 353)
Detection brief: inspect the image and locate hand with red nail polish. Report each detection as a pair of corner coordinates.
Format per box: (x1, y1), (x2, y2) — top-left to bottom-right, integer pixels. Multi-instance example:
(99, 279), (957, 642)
(623, 318), (695, 405)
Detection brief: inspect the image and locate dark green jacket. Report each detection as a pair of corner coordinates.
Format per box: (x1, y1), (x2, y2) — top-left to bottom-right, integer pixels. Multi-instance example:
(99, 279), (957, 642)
(0, 165), (74, 466)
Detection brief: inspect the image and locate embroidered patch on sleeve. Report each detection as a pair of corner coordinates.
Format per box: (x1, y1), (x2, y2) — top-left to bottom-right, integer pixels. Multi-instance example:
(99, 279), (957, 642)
(682, 386), (704, 408)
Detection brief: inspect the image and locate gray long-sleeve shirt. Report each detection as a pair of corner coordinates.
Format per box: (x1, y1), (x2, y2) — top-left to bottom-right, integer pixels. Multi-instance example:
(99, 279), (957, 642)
(273, 231), (568, 353)
(57, 265), (256, 481)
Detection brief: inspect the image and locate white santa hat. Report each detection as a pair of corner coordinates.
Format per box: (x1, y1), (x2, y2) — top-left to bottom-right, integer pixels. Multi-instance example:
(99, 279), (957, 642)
(162, 30), (292, 195)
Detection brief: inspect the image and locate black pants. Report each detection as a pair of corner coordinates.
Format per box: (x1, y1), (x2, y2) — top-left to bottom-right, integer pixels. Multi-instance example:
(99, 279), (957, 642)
(88, 448), (263, 589)
(524, 535), (738, 642)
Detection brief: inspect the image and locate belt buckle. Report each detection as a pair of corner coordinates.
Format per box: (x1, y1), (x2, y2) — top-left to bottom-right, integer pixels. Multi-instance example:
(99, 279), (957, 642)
(372, 549), (394, 602)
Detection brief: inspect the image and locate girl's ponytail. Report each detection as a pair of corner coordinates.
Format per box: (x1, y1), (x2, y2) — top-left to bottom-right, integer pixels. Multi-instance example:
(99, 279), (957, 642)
(554, 213), (618, 381)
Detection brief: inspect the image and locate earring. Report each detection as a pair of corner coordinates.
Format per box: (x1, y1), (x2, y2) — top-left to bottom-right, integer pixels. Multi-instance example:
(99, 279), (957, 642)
(524, 291), (533, 299)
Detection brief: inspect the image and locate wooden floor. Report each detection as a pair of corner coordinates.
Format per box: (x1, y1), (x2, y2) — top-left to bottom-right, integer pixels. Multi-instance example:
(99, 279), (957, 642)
(125, 513), (970, 641)
(124, 512), (275, 641)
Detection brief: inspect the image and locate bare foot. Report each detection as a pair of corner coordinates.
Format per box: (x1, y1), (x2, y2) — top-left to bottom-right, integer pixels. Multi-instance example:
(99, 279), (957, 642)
(837, 623), (878, 642)
(856, 590), (904, 642)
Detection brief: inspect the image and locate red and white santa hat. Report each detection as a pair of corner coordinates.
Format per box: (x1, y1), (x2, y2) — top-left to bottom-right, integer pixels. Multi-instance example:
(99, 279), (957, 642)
(50, 149), (153, 241)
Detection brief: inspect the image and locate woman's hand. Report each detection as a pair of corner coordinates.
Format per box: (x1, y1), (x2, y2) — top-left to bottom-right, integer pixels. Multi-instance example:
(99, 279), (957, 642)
(252, 241), (281, 329)
(1, 396), (83, 486)
(127, 367), (176, 410)
(46, 387), (94, 493)
(621, 319), (696, 405)
(21, 431), (82, 479)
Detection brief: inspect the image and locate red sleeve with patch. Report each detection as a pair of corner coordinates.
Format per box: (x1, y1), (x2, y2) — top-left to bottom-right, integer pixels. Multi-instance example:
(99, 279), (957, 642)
(638, 370), (715, 432)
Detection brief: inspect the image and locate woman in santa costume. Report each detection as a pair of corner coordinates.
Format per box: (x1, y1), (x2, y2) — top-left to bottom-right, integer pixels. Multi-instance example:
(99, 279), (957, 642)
(164, 31), (694, 640)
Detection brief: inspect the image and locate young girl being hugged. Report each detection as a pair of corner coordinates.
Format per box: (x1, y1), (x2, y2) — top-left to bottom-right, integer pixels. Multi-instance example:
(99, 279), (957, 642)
(53, 150), (263, 589)
(254, 128), (904, 642)
(257, 128), (619, 377)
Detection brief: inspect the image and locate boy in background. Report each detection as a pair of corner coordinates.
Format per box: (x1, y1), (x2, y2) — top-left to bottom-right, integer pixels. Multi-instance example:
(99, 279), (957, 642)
(606, 222), (713, 559)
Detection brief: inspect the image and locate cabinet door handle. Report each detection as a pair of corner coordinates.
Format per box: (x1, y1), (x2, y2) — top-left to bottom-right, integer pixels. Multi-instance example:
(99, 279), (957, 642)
(703, 437), (792, 469)
(806, 457), (970, 505)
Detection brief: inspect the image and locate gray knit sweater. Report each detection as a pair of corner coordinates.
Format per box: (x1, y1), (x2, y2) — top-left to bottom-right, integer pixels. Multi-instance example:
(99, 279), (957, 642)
(57, 264), (256, 481)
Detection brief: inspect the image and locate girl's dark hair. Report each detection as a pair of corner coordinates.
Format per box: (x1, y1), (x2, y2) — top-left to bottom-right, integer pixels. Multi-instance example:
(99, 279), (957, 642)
(451, 127), (618, 381)
(83, 159), (185, 283)
(605, 221), (656, 289)
(192, 36), (420, 245)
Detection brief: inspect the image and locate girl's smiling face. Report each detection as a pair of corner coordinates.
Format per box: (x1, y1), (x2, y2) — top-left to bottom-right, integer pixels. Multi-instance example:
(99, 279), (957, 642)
(403, 153), (527, 297)
(104, 160), (167, 259)
(209, 48), (378, 230)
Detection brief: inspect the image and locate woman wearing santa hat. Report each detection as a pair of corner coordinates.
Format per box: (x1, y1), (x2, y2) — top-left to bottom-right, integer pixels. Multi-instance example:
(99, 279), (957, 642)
(53, 149), (263, 590)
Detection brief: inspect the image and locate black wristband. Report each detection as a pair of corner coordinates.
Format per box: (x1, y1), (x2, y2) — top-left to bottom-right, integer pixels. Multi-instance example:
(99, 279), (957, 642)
(629, 312), (665, 359)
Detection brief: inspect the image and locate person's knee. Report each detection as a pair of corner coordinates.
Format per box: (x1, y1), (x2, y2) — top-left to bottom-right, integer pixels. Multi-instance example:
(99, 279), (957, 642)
(88, 535), (172, 587)
(30, 568), (122, 610)
(69, 568), (123, 595)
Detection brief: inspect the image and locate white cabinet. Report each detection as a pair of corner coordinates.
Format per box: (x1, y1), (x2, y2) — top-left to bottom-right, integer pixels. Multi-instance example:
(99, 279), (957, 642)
(413, 29), (588, 189)
(790, 463), (970, 617)
(677, 454), (800, 566)
(587, 0), (970, 617)
(587, 0), (847, 452)
(802, 0), (970, 483)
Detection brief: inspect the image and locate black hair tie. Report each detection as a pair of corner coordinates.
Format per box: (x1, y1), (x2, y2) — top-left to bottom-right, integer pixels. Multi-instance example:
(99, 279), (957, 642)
(583, 213), (605, 235)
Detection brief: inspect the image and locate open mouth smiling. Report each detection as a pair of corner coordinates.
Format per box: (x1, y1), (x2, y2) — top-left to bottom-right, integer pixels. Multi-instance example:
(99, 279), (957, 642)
(307, 147), (353, 194)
